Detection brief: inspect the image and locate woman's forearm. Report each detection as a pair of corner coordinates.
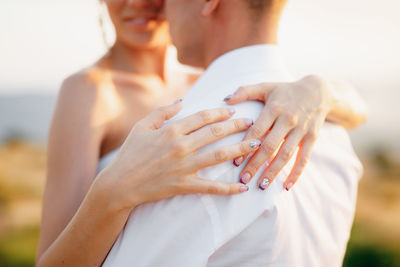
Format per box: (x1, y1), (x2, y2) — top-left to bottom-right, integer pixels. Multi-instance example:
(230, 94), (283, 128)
(327, 79), (368, 128)
(308, 75), (368, 129)
(36, 173), (132, 267)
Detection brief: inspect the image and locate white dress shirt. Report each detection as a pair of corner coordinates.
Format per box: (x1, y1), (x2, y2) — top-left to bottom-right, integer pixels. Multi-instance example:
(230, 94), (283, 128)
(101, 45), (363, 267)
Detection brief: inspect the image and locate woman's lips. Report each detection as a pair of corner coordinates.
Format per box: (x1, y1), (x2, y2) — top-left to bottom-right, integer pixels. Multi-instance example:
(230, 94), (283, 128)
(123, 16), (162, 30)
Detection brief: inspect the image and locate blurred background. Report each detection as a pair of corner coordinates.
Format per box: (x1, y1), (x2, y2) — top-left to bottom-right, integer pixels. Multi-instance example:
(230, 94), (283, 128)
(0, 0), (399, 266)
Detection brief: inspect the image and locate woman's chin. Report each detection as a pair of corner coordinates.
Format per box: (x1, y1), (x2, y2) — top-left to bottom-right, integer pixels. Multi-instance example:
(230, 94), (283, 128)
(122, 38), (167, 50)
(116, 25), (169, 50)
(117, 33), (169, 50)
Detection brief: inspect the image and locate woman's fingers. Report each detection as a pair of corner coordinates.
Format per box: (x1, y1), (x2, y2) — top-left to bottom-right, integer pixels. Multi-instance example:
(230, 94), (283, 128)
(238, 116), (292, 184)
(136, 99), (183, 131)
(187, 118), (253, 150)
(189, 139), (262, 170)
(182, 175), (249, 195)
(233, 106), (277, 166)
(169, 107), (236, 135)
(223, 83), (277, 104)
(283, 136), (315, 191)
(257, 130), (304, 190)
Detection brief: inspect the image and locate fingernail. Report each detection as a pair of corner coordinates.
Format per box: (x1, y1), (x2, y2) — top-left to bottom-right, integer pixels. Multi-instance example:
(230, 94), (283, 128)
(244, 118), (253, 127)
(286, 182), (293, 191)
(239, 185), (249, 192)
(249, 140), (261, 148)
(173, 98), (183, 105)
(234, 157), (244, 167)
(259, 178), (270, 190)
(240, 172), (251, 184)
(224, 94), (234, 102)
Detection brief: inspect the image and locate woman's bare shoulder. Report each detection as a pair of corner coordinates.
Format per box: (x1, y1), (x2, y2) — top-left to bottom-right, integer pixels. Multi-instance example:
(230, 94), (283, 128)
(51, 67), (113, 138)
(57, 67), (112, 113)
(60, 67), (109, 97)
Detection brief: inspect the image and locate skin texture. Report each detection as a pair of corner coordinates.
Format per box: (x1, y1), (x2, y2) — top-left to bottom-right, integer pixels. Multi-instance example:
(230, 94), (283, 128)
(36, 0), (367, 266)
(102, 104), (261, 211)
(227, 75), (367, 190)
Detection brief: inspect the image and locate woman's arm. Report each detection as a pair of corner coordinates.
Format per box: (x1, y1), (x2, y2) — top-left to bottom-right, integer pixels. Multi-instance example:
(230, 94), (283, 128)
(36, 73), (108, 265)
(36, 100), (261, 267)
(224, 74), (367, 190)
(36, 176), (131, 267)
(189, 73), (367, 128)
(321, 76), (368, 129)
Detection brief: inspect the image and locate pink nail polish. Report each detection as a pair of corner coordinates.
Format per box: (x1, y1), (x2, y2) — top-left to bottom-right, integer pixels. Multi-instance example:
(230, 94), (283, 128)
(259, 178), (270, 190)
(173, 99), (183, 105)
(240, 172), (251, 184)
(286, 182), (294, 191)
(239, 185), (249, 192)
(224, 94), (234, 102)
(234, 157), (244, 167)
(228, 108), (235, 115)
(244, 119), (253, 127)
(249, 140), (261, 148)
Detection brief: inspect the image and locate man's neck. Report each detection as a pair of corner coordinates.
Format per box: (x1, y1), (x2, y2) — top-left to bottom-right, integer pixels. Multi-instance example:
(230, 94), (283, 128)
(201, 5), (281, 68)
(203, 32), (277, 69)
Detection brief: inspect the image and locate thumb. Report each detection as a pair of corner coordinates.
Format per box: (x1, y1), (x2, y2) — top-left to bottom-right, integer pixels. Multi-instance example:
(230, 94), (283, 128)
(223, 83), (277, 104)
(140, 99), (183, 130)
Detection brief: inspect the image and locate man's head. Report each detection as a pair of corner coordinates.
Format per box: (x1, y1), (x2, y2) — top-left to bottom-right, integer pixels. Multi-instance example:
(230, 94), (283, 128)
(165, 0), (287, 68)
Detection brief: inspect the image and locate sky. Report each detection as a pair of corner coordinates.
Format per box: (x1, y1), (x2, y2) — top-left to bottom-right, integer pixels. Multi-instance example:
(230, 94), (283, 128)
(0, 0), (399, 151)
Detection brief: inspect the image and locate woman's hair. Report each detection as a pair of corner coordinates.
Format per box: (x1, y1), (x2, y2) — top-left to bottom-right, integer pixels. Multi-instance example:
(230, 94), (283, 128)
(98, 0), (112, 50)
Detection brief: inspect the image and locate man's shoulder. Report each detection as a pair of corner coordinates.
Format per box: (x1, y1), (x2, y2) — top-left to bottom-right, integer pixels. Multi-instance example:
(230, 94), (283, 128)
(312, 122), (363, 178)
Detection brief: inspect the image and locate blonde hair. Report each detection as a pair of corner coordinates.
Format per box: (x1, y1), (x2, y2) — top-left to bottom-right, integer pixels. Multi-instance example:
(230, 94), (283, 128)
(98, 0), (111, 50)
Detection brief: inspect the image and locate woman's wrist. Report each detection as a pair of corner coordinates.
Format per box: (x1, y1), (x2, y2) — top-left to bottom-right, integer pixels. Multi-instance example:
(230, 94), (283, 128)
(92, 166), (138, 216)
(300, 74), (335, 114)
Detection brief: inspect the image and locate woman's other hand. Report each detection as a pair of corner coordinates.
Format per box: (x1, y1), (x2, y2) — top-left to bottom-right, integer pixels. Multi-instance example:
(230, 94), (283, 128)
(97, 100), (262, 212)
(224, 75), (334, 191)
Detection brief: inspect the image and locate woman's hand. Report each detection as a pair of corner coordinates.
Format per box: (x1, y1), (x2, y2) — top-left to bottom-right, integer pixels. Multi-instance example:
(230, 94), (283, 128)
(98, 100), (262, 212)
(223, 75), (334, 191)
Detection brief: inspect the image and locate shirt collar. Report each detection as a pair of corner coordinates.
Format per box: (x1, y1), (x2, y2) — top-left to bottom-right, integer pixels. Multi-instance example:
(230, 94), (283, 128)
(197, 44), (288, 84)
